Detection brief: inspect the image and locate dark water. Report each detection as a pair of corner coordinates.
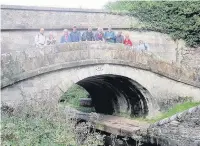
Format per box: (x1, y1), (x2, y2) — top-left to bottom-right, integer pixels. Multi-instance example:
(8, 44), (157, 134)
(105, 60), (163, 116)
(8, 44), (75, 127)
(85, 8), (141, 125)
(96, 130), (160, 146)
(103, 136), (159, 146)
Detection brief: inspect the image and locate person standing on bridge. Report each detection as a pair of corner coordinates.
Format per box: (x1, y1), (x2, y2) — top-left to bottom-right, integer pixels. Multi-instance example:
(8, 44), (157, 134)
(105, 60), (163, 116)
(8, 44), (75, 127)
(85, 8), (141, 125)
(46, 31), (56, 45)
(68, 26), (81, 42)
(95, 27), (104, 41)
(60, 29), (69, 43)
(35, 28), (46, 47)
(115, 31), (124, 43)
(136, 40), (150, 52)
(123, 34), (133, 47)
(104, 26), (115, 43)
(81, 27), (95, 41)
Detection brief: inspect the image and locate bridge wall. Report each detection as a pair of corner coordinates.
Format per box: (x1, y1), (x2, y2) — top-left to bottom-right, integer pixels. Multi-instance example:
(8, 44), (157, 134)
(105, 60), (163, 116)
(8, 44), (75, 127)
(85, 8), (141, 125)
(1, 5), (182, 63)
(1, 43), (200, 114)
(1, 42), (199, 88)
(1, 5), (137, 30)
(1, 30), (178, 64)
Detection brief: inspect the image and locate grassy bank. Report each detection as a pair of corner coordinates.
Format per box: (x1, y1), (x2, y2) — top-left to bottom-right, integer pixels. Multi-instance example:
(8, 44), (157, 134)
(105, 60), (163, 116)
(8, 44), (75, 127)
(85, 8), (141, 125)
(150, 101), (200, 122)
(133, 101), (200, 123)
(1, 98), (104, 146)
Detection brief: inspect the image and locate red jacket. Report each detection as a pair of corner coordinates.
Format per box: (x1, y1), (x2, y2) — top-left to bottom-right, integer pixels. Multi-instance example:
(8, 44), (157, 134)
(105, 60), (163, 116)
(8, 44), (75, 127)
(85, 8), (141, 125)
(124, 39), (133, 46)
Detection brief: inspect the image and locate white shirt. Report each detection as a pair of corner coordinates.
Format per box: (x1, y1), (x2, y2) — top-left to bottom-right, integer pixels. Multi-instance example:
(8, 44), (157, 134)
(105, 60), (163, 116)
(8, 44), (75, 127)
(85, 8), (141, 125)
(35, 33), (46, 47)
(137, 43), (150, 51)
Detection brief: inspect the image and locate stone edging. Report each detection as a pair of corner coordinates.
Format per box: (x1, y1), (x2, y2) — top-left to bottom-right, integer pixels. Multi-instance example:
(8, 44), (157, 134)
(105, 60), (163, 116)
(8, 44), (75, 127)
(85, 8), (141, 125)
(150, 105), (200, 128)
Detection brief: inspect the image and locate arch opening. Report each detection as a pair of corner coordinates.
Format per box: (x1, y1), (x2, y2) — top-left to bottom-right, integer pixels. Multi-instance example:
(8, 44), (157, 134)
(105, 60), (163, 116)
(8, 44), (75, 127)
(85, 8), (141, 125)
(75, 74), (151, 117)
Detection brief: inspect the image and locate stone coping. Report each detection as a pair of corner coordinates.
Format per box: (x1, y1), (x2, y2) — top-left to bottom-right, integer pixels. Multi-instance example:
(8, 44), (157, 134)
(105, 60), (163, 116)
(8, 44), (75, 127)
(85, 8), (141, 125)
(1, 5), (130, 15)
(1, 4), (110, 13)
(1, 5), (132, 30)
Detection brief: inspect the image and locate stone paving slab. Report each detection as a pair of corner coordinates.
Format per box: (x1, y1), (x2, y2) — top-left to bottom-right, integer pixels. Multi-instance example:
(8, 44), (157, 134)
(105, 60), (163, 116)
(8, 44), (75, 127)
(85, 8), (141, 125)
(75, 111), (150, 137)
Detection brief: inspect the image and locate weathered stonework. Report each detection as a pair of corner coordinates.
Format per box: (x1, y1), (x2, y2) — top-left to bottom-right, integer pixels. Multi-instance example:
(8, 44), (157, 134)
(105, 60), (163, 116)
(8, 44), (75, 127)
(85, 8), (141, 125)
(148, 105), (200, 146)
(1, 42), (200, 117)
(1, 30), (178, 64)
(0, 4), (178, 63)
(1, 42), (199, 88)
(1, 5), (137, 30)
(2, 4), (200, 68)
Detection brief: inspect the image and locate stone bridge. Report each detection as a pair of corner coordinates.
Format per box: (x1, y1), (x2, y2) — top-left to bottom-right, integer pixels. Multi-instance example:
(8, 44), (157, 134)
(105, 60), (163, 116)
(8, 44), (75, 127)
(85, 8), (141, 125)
(1, 42), (200, 118)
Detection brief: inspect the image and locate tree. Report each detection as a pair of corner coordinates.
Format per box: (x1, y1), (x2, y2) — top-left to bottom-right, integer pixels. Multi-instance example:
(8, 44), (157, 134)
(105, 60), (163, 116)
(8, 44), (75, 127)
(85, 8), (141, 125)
(105, 1), (200, 48)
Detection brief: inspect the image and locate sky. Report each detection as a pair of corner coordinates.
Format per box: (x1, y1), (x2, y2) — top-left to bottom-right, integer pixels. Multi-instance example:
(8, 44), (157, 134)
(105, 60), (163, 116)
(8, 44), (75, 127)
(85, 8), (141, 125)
(1, 0), (115, 9)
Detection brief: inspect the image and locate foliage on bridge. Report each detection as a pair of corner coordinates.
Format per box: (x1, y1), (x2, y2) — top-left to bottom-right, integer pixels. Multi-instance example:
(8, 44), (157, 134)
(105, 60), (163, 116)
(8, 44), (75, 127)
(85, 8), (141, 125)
(105, 1), (200, 48)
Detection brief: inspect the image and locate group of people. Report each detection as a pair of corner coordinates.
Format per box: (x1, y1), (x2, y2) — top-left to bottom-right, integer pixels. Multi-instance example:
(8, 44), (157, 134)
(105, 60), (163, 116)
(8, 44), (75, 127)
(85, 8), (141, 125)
(35, 26), (149, 51)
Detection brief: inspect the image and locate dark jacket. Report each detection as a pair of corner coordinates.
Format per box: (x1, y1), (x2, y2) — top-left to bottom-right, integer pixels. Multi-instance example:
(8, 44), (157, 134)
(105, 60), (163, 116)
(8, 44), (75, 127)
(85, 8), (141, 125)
(60, 35), (69, 43)
(69, 31), (81, 42)
(95, 32), (104, 41)
(115, 35), (124, 43)
(81, 31), (95, 41)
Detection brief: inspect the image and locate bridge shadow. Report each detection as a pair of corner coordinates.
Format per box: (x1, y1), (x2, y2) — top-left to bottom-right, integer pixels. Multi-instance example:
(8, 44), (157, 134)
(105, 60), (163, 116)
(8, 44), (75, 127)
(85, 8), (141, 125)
(76, 74), (152, 118)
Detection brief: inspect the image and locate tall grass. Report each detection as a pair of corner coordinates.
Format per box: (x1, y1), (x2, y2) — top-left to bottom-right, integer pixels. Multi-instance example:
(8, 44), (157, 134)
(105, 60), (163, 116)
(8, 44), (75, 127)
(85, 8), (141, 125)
(1, 97), (104, 146)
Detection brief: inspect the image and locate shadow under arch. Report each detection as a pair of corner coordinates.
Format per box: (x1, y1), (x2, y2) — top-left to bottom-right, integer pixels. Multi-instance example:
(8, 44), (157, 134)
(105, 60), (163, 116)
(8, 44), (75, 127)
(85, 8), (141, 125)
(76, 74), (154, 118)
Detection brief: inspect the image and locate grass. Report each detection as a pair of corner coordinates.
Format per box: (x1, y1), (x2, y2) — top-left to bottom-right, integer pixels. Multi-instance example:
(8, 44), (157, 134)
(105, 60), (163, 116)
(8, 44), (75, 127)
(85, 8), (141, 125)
(1, 116), (75, 146)
(1, 98), (104, 146)
(151, 101), (200, 122)
(131, 101), (200, 123)
(59, 84), (95, 113)
(60, 84), (88, 107)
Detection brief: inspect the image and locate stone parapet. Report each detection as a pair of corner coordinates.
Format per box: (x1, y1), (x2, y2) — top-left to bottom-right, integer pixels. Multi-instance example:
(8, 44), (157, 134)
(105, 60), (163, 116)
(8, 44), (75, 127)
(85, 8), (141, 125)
(1, 42), (199, 88)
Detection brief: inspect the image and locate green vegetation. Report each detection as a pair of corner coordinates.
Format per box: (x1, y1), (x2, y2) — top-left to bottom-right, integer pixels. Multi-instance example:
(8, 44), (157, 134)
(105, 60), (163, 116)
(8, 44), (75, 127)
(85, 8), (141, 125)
(60, 84), (95, 113)
(1, 116), (75, 146)
(1, 99), (104, 146)
(60, 84), (89, 107)
(151, 101), (200, 122)
(105, 1), (200, 48)
(118, 101), (200, 123)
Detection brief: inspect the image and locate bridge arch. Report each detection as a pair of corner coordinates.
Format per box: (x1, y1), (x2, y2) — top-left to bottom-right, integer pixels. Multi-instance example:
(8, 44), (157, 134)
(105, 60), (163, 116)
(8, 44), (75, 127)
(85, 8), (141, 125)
(76, 74), (151, 117)
(1, 42), (200, 118)
(2, 64), (159, 117)
(56, 64), (159, 118)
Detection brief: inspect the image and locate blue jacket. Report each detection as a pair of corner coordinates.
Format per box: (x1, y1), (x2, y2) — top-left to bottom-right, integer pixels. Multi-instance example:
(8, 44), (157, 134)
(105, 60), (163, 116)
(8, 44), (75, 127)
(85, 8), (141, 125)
(60, 35), (69, 43)
(104, 31), (115, 43)
(69, 31), (81, 42)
